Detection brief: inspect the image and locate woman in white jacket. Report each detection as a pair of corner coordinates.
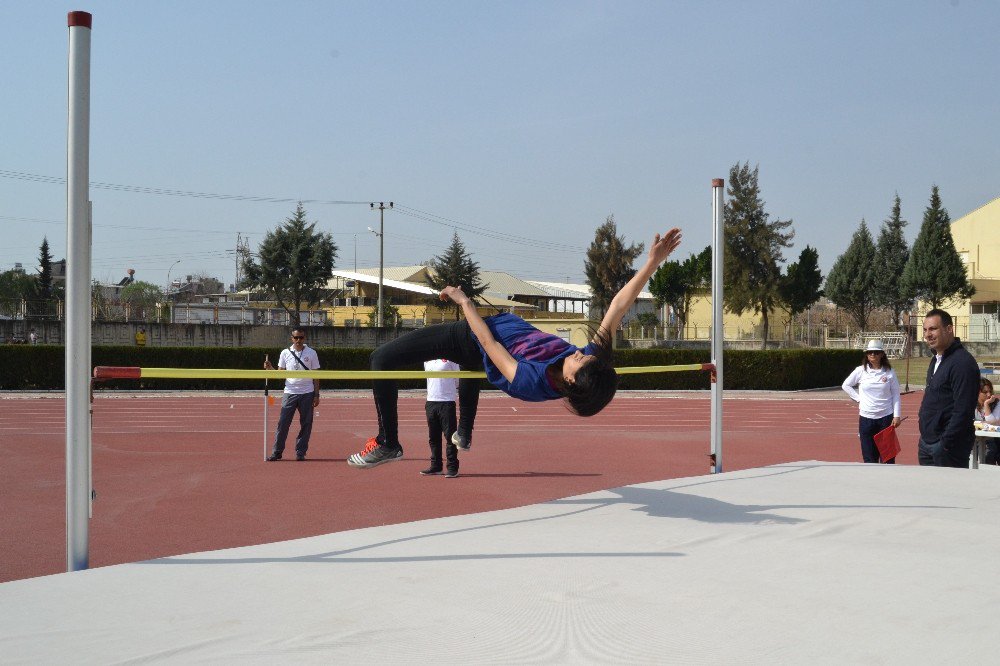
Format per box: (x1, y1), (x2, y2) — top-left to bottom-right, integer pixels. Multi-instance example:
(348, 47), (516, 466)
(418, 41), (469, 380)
(842, 340), (902, 463)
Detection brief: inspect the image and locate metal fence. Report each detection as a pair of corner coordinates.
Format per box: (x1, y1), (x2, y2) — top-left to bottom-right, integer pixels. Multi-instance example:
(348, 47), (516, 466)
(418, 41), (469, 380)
(0, 299), (62, 321)
(1, 299), (440, 327)
(824, 331), (909, 358)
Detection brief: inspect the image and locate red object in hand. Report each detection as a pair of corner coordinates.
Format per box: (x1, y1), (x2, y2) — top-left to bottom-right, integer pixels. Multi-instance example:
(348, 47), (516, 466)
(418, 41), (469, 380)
(874, 425), (901, 463)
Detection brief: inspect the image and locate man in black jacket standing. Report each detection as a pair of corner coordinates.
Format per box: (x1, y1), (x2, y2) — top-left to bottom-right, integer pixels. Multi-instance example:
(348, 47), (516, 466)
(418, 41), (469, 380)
(918, 309), (980, 467)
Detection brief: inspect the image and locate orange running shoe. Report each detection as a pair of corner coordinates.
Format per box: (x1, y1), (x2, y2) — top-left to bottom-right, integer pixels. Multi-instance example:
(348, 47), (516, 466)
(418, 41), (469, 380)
(347, 436), (403, 469)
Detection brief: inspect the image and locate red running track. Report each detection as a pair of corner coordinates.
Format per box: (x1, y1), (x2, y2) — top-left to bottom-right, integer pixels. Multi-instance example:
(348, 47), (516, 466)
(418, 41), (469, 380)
(0, 390), (923, 582)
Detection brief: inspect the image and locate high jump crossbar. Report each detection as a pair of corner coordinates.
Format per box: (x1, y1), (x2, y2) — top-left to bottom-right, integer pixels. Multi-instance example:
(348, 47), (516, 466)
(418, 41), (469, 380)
(92, 363), (714, 382)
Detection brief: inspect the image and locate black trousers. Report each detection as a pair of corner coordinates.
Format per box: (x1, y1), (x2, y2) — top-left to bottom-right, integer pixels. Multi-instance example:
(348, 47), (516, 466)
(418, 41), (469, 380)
(371, 320), (482, 448)
(984, 439), (1000, 465)
(858, 414), (894, 463)
(425, 400), (458, 469)
(918, 436), (972, 467)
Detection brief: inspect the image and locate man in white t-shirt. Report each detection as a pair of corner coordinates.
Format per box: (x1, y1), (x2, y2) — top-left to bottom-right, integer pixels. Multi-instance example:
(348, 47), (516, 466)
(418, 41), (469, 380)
(421, 358), (460, 478)
(264, 328), (321, 461)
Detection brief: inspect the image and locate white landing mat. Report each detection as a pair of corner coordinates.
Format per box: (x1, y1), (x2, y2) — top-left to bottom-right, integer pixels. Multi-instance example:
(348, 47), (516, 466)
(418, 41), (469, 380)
(2, 461), (999, 664)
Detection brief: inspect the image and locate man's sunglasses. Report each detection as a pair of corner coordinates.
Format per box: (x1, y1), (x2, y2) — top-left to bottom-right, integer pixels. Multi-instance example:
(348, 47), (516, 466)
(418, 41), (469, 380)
(291, 335), (304, 340)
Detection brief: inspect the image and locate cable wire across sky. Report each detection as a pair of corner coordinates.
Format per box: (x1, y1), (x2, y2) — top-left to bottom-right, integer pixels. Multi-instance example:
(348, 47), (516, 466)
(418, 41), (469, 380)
(0, 168), (592, 283)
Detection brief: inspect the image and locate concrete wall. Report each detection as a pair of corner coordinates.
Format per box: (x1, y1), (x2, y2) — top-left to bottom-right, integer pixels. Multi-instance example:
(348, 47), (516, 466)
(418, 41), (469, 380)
(911, 340), (1000, 359)
(11, 319), (999, 360)
(0, 320), (409, 349)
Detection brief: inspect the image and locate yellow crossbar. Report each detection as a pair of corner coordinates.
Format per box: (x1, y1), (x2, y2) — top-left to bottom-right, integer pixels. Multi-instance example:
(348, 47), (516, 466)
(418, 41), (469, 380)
(93, 363), (711, 381)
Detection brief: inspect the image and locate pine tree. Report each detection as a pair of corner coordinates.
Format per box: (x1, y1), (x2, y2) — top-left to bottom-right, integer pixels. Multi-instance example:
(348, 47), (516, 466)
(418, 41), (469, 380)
(778, 245), (823, 340)
(37, 237), (53, 300)
(825, 219), (878, 331)
(240, 203), (338, 327)
(900, 185), (974, 309)
(872, 194), (910, 326)
(425, 232), (487, 319)
(723, 162), (794, 348)
(584, 215), (644, 319)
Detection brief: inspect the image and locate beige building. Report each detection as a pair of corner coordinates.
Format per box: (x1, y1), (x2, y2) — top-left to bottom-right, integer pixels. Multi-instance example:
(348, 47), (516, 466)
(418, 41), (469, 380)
(680, 291), (791, 342)
(678, 195), (1000, 344)
(939, 195), (1000, 340)
(323, 267), (656, 340)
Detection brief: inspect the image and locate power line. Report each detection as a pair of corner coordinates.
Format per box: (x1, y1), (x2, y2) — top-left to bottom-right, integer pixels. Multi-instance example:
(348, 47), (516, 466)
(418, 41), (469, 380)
(393, 204), (585, 253)
(1, 169), (593, 278)
(1, 170), (588, 253)
(0, 169), (370, 205)
(0, 214), (260, 237)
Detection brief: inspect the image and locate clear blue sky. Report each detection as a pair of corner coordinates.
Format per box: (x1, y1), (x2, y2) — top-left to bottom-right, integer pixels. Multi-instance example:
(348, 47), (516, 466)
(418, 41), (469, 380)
(2, 1), (998, 289)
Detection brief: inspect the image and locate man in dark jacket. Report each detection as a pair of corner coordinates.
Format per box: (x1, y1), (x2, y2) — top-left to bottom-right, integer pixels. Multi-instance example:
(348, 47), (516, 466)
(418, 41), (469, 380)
(918, 309), (980, 467)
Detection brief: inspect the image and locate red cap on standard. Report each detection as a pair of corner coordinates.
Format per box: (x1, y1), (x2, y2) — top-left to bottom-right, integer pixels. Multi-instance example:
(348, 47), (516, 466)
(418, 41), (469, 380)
(93, 366), (141, 380)
(68, 11), (93, 28)
(712, 178), (724, 187)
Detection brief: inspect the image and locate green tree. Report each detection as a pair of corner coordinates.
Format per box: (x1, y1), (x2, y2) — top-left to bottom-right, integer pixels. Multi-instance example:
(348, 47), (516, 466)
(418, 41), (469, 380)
(119, 280), (163, 320)
(425, 232), (487, 320)
(723, 163), (794, 348)
(872, 194), (910, 327)
(584, 215), (644, 319)
(37, 237), (53, 299)
(90, 280), (111, 320)
(241, 203), (338, 327)
(0, 269), (37, 305)
(633, 311), (660, 327)
(900, 185), (974, 309)
(825, 219), (878, 331)
(778, 245), (823, 340)
(648, 245), (711, 338)
(366, 301), (403, 328)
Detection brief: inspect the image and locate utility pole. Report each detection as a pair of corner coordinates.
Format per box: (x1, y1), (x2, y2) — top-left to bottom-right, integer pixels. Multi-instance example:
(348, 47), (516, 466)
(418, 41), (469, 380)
(234, 233), (242, 289)
(234, 234), (251, 292)
(369, 201), (393, 327)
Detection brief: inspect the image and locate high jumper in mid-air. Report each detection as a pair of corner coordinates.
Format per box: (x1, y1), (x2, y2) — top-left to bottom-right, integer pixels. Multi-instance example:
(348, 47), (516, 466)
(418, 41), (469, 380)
(347, 227), (683, 469)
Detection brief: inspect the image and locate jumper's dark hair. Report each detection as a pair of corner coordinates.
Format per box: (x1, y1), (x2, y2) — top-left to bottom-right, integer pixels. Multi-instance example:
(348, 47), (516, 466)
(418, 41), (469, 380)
(925, 308), (953, 327)
(862, 349), (891, 370)
(555, 324), (618, 417)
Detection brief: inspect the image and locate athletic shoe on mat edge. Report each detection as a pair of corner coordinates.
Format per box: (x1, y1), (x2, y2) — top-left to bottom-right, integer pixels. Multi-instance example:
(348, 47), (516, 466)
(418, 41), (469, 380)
(347, 437), (404, 468)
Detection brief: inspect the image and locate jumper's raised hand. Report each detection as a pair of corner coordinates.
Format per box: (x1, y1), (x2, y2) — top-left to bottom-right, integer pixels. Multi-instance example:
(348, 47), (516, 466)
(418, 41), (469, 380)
(596, 227), (683, 344)
(648, 228), (682, 266)
(439, 286), (471, 306)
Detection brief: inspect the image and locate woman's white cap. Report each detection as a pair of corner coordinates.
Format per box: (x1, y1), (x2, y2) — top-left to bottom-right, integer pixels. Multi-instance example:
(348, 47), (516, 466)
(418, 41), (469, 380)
(864, 339), (884, 352)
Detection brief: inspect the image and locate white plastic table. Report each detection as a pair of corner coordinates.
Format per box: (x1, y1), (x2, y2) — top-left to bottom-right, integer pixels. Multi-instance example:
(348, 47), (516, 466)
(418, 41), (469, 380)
(973, 428), (1000, 469)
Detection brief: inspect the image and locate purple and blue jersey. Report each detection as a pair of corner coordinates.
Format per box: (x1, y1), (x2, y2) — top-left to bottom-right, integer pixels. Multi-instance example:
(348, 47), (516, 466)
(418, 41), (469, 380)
(473, 313), (600, 402)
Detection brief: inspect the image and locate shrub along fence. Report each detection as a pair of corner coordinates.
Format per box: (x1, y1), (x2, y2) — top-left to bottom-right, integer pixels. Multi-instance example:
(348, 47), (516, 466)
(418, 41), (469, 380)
(1, 345), (860, 392)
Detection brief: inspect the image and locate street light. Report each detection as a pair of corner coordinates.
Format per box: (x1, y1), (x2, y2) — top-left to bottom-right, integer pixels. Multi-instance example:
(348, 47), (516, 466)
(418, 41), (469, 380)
(369, 202), (393, 327)
(161, 260), (181, 326)
(166, 260), (181, 292)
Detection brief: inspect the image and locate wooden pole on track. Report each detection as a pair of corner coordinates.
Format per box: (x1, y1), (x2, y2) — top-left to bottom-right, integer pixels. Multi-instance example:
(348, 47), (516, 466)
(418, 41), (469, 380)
(264, 354), (270, 461)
